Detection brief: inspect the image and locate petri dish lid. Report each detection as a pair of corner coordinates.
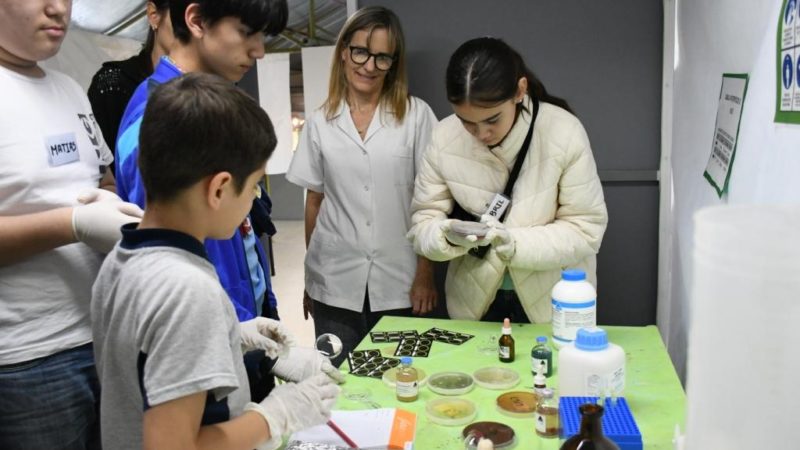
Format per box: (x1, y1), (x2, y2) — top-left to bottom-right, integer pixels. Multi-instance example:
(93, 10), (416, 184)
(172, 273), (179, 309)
(462, 421), (516, 449)
(382, 366), (428, 388)
(496, 391), (538, 418)
(449, 221), (490, 238)
(426, 397), (478, 426)
(472, 367), (520, 390)
(428, 371), (475, 396)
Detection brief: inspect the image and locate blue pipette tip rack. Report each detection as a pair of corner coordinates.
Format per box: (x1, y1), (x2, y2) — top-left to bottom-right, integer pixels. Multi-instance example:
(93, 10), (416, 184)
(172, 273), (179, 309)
(559, 396), (643, 450)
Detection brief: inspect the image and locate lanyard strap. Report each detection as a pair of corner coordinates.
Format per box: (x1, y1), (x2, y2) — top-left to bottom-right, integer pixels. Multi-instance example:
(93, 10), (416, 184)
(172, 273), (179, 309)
(498, 96), (539, 221)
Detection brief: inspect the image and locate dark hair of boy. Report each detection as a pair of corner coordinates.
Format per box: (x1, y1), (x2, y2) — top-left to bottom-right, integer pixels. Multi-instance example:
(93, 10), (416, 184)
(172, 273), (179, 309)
(445, 37), (573, 114)
(139, 72), (277, 202)
(169, 0), (289, 43)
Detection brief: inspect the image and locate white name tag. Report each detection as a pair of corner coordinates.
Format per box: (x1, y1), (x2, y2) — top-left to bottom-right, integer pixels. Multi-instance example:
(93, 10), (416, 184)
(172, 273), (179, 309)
(46, 133), (80, 167)
(483, 193), (510, 219)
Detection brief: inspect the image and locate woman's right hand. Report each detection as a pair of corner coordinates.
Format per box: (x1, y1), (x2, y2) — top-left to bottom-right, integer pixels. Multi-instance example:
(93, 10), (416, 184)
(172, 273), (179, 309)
(303, 290), (314, 320)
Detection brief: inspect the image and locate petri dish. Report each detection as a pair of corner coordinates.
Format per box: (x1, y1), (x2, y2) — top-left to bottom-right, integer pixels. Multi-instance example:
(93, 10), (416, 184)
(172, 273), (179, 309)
(315, 333), (343, 359)
(472, 367), (520, 390)
(426, 397), (478, 426)
(496, 391), (538, 418)
(428, 371), (475, 396)
(449, 221), (490, 238)
(382, 366), (428, 388)
(462, 421), (516, 449)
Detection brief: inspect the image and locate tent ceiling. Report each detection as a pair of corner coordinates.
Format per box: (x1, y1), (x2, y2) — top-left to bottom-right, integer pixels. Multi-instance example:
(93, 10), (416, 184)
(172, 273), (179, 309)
(71, 0), (347, 51)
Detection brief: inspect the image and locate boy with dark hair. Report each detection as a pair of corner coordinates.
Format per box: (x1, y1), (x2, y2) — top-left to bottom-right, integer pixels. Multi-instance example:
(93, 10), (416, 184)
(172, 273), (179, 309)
(115, 0), (336, 396)
(92, 73), (340, 450)
(169, 0), (289, 46)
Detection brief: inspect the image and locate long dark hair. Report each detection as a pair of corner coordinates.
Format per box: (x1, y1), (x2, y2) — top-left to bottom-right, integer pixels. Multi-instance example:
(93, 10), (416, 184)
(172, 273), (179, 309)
(142, 0), (170, 67)
(445, 37), (572, 114)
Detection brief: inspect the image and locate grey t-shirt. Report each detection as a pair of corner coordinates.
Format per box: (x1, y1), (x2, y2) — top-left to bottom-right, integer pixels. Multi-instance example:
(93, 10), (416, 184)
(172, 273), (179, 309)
(91, 226), (250, 450)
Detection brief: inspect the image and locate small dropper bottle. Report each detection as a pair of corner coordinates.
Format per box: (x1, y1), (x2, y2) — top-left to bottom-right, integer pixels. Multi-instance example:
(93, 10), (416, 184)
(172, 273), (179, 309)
(498, 318), (515, 363)
(534, 361), (547, 395)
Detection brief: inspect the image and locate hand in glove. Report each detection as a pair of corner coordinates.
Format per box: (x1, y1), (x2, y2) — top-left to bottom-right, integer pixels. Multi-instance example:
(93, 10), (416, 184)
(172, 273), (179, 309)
(442, 220), (486, 249)
(481, 215), (516, 261)
(72, 195), (144, 253)
(272, 346), (345, 384)
(77, 187), (124, 204)
(245, 373), (341, 449)
(240, 317), (295, 358)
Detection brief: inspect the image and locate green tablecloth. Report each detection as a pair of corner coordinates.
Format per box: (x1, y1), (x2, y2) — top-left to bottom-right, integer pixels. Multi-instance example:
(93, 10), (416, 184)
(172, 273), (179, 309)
(334, 316), (685, 449)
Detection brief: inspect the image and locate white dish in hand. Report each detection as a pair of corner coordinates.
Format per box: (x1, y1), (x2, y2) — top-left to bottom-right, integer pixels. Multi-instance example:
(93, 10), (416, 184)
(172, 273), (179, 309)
(449, 221), (490, 238)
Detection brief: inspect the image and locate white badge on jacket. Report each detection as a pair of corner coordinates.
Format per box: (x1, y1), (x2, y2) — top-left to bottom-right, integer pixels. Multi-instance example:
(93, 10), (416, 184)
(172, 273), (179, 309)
(484, 193), (510, 219)
(46, 132), (80, 167)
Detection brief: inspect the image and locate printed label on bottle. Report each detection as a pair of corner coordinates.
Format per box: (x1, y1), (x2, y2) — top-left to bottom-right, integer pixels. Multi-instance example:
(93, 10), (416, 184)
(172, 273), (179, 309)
(551, 298), (596, 343)
(584, 367), (625, 397)
(499, 346), (510, 359)
(535, 411), (547, 433)
(396, 380), (418, 398)
(532, 357), (549, 374)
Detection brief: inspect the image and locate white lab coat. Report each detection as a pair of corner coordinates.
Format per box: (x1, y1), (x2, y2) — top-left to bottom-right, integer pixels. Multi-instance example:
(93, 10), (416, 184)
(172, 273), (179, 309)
(286, 97), (437, 312)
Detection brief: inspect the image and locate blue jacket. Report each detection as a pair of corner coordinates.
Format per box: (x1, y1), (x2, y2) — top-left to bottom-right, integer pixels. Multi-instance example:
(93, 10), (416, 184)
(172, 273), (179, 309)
(115, 57), (276, 321)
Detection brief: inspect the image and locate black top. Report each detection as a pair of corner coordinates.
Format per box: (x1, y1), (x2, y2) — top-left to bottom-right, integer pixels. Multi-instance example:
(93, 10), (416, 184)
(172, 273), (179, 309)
(87, 49), (152, 163)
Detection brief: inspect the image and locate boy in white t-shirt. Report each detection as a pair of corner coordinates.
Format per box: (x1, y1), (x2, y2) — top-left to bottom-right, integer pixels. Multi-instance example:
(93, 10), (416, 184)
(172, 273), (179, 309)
(0, 1), (144, 448)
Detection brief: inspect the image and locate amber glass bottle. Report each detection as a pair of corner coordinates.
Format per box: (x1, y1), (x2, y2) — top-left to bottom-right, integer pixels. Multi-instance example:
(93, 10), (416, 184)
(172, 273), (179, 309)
(498, 318), (515, 363)
(560, 403), (620, 450)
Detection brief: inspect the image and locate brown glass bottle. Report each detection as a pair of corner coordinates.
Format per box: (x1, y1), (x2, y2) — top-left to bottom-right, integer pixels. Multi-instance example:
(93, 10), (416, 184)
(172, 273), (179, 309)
(560, 403), (620, 450)
(498, 318), (514, 363)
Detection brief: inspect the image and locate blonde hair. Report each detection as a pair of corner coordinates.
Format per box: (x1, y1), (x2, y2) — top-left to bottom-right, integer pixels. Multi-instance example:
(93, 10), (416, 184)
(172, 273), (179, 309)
(323, 6), (409, 122)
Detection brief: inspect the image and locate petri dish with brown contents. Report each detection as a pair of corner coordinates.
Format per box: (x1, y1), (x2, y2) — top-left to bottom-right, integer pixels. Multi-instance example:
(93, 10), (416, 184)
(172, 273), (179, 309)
(462, 421), (516, 448)
(496, 391), (538, 418)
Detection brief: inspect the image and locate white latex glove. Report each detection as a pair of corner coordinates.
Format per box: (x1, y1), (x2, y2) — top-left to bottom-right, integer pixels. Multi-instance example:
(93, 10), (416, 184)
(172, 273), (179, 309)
(481, 215), (516, 261)
(77, 187), (123, 204)
(410, 219), (453, 255)
(72, 199), (144, 253)
(443, 223), (480, 249)
(272, 346), (346, 384)
(240, 317), (295, 358)
(245, 373), (340, 449)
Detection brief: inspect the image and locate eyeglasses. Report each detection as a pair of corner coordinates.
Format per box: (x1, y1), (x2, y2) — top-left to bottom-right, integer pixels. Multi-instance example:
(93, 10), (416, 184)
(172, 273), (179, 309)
(348, 46), (395, 71)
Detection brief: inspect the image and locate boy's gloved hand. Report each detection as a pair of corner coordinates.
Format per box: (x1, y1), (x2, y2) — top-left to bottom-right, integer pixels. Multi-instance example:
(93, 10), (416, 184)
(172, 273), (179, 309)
(245, 373), (341, 449)
(272, 346), (345, 384)
(72, 192), (144, 253)
(481, 215), (516, 261)
(240, 318), (295, 358)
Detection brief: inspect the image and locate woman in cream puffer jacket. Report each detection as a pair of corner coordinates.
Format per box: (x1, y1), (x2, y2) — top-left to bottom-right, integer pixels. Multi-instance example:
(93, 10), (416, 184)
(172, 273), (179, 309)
(407, 37), (608, 323)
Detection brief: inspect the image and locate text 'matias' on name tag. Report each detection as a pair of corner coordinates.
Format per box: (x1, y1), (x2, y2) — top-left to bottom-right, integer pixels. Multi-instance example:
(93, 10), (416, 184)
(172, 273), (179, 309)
(46, 132), (80, 167)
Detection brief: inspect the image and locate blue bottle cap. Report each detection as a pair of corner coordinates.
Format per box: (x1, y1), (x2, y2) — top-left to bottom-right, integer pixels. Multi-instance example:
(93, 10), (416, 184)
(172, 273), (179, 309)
(561, 269), (587, 281)
(574, 327), (609, 351)
(400, 356), (413, 364)
(536, 336), (547, 344)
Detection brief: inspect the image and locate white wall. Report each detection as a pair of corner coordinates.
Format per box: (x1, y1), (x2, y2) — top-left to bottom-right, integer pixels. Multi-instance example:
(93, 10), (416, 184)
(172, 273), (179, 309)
(660, 0), (800, 379)
(42, 27), (141, 90)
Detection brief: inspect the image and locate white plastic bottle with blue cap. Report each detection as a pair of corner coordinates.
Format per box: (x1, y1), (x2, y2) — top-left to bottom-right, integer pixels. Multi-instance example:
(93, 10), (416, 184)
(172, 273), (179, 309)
(557, 327), (625, 397)
(551, 268), (597, 348)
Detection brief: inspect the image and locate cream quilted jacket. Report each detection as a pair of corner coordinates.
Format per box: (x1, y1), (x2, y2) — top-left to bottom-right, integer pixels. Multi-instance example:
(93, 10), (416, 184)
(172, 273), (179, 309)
(408, 96), (608, 322)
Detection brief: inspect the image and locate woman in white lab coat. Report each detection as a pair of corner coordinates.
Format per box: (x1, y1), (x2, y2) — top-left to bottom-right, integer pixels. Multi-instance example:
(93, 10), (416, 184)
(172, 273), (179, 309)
(286, 6), (437, 366)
